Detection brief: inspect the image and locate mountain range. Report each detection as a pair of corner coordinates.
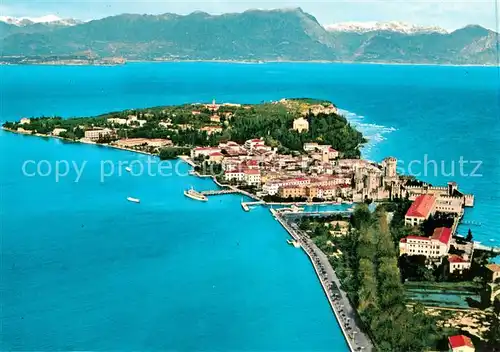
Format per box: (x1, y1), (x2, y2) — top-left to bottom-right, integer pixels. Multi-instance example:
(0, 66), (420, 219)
(324, 21), (449, 34)
(0, 8), (498, 65)
(0, 15), (82, 27)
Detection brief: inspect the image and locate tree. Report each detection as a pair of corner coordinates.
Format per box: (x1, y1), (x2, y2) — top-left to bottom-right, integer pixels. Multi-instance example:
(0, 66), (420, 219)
(421, 213), (454, 236)
(486, 297), (500, 350)
(159, 147), (190, 160)
(466, 228), (473, 242)
(351, 204), (371, 230)
(74, 126), (84, 139)
(59, 130), (76, 140)
(313, 225), (328, 238)
(358, 258), (378, 318)
(299, 218), (311, 231)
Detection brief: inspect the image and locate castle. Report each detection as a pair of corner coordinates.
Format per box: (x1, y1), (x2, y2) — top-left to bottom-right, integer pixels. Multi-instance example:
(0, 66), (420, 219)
(352, 157), (475, 210)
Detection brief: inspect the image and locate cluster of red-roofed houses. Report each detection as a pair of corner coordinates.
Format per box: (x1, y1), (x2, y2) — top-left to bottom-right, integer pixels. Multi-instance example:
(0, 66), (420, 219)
(400, 193), (475, 274)
(190, 137), (355, 199)
(189, 137), (478, 215)
(189, 138), (474, 206)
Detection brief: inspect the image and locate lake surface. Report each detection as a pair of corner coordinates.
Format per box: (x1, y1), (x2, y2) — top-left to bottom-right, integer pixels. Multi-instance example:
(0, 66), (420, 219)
(1, 62), (498, 350)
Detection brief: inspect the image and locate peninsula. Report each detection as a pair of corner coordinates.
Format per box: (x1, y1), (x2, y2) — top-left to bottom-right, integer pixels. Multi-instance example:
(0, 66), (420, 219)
(4, 98), (499, 351)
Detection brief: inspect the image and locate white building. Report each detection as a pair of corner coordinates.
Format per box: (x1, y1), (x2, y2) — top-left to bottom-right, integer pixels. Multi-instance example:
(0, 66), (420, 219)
(221, 158), (242, 172)
(191, 147), (222, 159)
(399, 227), (452, 260)
(404, 194), (436, 226)
(108, 118), (127, 125)
(317, 185), (338, 200)
(263, 182), (280, 196)
(262, 177), (311, 195)
(303, 142), (319, 152)
(244, 138), (264, 150)
(293, 117), (309, 133)
(52, 128), (67, 136)
(146, 139), (173, 148)
(20, 118), (31, 125)
(448, 255), (472, 274)
(244, 169), (261, 186)
(84, 128), (114, 141)
(435, 196), (464, 215)
(224, 170), (245, 182)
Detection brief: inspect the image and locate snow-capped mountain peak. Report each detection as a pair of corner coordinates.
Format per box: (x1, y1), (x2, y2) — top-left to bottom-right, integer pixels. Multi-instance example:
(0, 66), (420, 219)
(0, 15), (82, 26)
(324, 21), (449, 34)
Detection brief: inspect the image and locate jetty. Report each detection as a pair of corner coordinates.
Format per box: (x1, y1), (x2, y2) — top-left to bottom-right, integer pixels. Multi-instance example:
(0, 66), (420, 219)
(272, 209), (374, 352)
(243, 201), (266, 206)
(185, 184), (263, 204)
(241, 202), (250, 212)
(474, 242), (500, 254)
(461, 220), (482, 226)
(200, 189), (239, 196)
(241, 200), (266, 212)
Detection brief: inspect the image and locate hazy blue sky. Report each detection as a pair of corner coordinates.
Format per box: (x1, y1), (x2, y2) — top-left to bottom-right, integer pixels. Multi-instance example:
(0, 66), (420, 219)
(1, 0), (498, 30)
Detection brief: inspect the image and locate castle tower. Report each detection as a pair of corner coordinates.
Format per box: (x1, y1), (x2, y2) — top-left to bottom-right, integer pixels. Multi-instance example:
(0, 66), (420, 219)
(367, 169), (381, 193)
(322, 149), (329, 163)
(382, 157), (398, 178)
(447, 181), (458, 196)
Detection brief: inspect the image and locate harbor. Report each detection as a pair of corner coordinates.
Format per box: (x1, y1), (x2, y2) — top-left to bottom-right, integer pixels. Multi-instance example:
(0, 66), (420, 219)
(180, 180), (371, 350)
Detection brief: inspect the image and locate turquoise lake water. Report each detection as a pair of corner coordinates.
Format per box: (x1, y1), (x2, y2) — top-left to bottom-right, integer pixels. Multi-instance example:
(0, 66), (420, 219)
(1, 62), (499, 350)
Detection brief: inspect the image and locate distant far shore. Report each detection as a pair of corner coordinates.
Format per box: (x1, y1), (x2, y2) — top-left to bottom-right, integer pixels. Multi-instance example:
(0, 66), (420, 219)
(128, 59), (497, 67)
(0, 59), (497, 68)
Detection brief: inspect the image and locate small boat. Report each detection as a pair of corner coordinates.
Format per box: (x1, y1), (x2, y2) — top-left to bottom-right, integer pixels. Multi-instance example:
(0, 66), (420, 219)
(184, 188), (208, 202)
(241, 202), (250, 212)
(287, 239), (301, 248)
(127, 197), (140, 203)
(125, 167), (132, 172)
(188, 170), (196, 176)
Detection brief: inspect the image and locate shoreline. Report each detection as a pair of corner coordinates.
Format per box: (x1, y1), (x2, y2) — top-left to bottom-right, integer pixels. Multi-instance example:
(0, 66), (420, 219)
(1, 60), (497, 68)
(2, 127), (160, 157)
(274, 211), (373, 351)
(129, 60), (497, 68)
(2, 128), (356, 206)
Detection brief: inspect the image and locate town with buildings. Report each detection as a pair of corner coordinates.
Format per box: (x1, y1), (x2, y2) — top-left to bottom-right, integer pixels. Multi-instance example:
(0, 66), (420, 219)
(3, 98), (499, 352)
